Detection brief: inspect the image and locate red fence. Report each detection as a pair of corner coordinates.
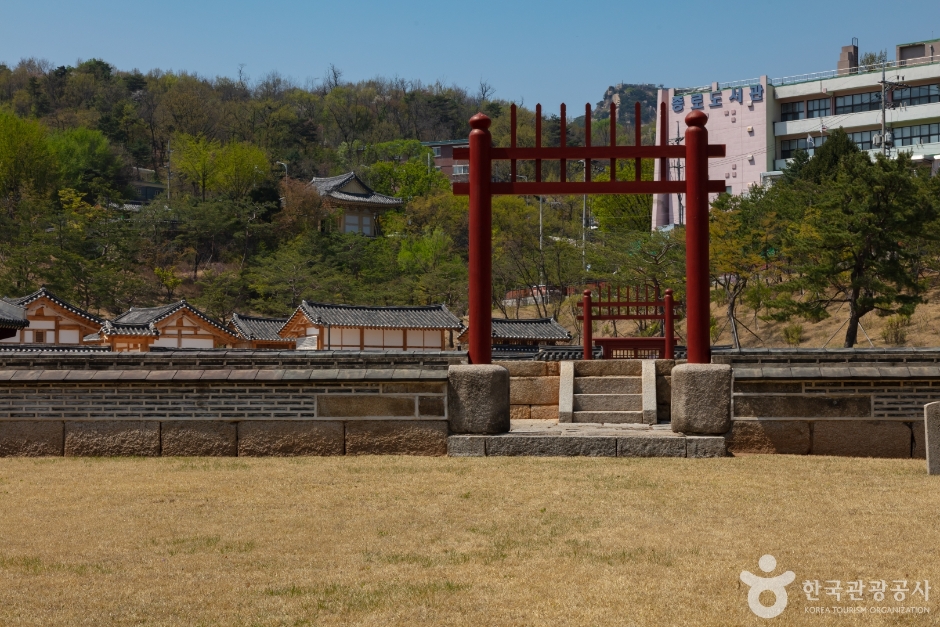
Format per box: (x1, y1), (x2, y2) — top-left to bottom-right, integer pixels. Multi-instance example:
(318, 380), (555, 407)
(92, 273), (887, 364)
(576, 287), (679, 360)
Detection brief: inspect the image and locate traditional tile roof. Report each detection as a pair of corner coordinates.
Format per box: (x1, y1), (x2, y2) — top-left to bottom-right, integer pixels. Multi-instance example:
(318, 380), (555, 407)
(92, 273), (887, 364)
(230, 314), (292, 342)
(490, 318), (572, 342)
(0, 343), (110, 352)
(310, 172), (403, 208)
(5, 286), (103, 325)
(109, 300), (237, 338)
(0, 299), (28, 330)
(282, 301), (463, 335)
(95, 321), (159, 338)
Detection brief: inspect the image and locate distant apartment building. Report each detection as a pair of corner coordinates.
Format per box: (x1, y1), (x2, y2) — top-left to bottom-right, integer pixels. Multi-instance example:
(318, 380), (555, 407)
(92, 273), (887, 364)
(652, 37), (940, 229)
(422, 140), (469, 182)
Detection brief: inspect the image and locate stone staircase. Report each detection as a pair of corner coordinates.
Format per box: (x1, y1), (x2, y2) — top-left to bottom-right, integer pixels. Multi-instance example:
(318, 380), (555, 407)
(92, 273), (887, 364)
(559, 360), (658, 424)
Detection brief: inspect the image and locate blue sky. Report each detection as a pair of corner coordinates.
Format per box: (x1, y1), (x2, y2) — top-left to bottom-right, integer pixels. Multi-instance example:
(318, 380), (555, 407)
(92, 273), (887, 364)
(1, 1), (935, 111)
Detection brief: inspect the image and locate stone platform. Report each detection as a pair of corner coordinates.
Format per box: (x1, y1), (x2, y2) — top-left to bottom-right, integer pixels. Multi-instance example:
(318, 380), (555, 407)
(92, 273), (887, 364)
(447, 420), (725, 458)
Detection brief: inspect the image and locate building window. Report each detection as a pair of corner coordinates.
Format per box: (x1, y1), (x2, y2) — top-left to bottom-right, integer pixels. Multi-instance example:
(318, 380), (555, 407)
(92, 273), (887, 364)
(892, 84), (940, 107)
(34, 330), (46, 343)
(834, 91), (881, 114)
(780, 136), (827, 159)
(846, 130), (876, 150)
(432, 146), (442, 157)
(344, 213), (375, 236)
(453, 164), (469, 175)
(807, 98), (831, 118)
(893, 123), (940, 146)
(780, 101), (804, 122)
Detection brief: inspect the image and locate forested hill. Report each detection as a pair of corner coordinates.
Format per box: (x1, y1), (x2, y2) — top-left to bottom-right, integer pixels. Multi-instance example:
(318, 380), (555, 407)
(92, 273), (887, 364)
(592, 84), (660, 125)
(0, 57), (658, 325)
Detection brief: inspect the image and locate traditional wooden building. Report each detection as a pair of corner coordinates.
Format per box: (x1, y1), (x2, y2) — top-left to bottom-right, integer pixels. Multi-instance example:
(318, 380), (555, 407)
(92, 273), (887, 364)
(0, 299), (28, 341)
(86, 300), (237, 352)
(311, 172), (403, 236)
(0, 287), (103, 346)
(229, 314), (295, 350)
(458, 317), (572, 347)
(279, 301), (463, 351)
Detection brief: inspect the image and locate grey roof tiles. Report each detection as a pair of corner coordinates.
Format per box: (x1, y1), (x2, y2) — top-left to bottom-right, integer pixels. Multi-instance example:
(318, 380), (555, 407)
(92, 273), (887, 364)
(230, 314), (291, 341)
(489, 317), (571, 341)
(5, 287), (103, 325)
(289, 301), (463, 331)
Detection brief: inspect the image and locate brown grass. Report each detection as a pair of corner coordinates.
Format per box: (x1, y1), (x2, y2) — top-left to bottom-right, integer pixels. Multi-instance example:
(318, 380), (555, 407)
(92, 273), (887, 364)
(510, 286), (940, 349)
(0, 455), (937, 626)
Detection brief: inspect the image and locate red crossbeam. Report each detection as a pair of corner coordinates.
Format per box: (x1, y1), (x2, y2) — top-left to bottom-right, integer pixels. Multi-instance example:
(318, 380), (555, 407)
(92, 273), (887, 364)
(452, 145), (725, 161)
(454, 180), (727, 195)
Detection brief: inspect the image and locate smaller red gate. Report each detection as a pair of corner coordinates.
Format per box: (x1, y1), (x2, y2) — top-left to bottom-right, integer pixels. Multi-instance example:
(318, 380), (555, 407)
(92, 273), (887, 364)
(576, 286), (679, 360)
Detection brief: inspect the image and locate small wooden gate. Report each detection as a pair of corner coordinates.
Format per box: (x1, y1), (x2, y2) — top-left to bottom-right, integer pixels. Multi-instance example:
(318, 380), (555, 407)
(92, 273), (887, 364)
(576, 286), (679, 360)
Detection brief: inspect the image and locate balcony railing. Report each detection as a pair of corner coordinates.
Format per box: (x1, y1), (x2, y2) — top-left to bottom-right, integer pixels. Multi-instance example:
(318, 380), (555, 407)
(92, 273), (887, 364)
(770, 56), (940, 87)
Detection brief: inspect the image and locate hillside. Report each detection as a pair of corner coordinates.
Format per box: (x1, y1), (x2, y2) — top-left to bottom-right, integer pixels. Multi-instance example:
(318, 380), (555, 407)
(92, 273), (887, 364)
(593, 83), (660, 124)
(503, 284), (940, 349)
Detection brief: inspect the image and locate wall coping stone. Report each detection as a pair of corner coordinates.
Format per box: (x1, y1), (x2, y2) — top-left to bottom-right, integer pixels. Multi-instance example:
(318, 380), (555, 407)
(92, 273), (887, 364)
(733, 365), (940, 379)
(0, 350), (467, 371)
(0, 368), (449, 383)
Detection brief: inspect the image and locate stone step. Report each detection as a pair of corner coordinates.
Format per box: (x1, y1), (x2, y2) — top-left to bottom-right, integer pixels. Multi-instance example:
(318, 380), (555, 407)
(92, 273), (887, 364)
(573, 394), (642, 411)
(574, 376), (642, 395)
(572, 410), (645, 424)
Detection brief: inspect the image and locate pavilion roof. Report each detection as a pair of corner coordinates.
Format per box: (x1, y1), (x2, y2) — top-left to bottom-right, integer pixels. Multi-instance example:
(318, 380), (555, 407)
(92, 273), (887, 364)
(309, 172), (402, 208)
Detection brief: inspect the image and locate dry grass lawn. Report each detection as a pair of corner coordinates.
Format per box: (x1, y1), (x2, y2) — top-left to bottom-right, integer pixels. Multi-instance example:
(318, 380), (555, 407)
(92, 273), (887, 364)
(0, 455), (937, 626)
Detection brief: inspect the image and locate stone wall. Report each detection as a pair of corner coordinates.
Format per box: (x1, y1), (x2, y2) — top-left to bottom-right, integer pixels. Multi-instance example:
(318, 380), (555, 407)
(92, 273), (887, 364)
(496, 361), (560, 420)
(715, 350), (939, 458)
(0, 351), (464, 457)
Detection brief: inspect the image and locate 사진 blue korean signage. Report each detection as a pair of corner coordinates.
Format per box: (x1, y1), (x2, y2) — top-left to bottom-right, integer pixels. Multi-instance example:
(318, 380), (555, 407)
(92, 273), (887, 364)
(672, 84), (763, 114)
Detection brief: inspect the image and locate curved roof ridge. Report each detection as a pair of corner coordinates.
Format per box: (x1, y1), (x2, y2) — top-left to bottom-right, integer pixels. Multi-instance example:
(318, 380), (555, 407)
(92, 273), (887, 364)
(8, 286), (103, 325)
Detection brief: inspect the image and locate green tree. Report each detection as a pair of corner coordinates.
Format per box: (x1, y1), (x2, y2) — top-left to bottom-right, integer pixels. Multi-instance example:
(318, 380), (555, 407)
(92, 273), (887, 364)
(173, 133), (221, 200)
(771, 151), (939, 347)
(215, 141), (268, 199)
(0, 110), (55, 204)
(49, 127), (126, 201)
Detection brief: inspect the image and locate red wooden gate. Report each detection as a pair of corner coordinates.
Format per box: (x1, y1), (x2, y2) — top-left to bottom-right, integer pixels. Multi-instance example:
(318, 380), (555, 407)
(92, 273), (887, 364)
(452, 101), (726, 365)
(576, 286), (679, 360)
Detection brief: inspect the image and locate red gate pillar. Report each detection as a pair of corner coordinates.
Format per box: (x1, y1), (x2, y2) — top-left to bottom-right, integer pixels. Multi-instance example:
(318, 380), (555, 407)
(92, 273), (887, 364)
(684, 111), (710, 364)
(582, 290), (593, 360)
(468, 113), (493, 365)
(664, 289), (675, 360)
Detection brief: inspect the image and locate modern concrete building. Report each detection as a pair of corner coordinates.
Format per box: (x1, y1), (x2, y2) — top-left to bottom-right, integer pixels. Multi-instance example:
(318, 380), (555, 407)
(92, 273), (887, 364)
(653, 37), (940, 229)
(421, 140), (469, 182)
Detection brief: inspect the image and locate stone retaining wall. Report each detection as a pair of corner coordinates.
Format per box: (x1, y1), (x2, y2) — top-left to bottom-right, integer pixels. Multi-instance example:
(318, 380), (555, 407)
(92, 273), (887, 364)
(0, 351), (462, 457)
(496, 361), (560, 420)
(716, 350), (939, 458)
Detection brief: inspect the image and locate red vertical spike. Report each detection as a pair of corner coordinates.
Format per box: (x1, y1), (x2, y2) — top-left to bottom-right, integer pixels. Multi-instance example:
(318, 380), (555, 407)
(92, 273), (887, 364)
(560, 103), (567, 183)
(584, 103), (592, 148)
(535, 104), (542, 183)
(584, 103), (591, 183)
(635, 101), (642, 182)
(610, 102), (617, 182)
(510, 103), (517, 183)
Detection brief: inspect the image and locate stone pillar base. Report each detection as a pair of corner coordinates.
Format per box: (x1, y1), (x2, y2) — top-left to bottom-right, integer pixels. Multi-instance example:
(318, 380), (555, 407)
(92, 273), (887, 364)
(926, 402), (940, 475)
(447, 365), (510, 434)
(671, 364), (731, 435)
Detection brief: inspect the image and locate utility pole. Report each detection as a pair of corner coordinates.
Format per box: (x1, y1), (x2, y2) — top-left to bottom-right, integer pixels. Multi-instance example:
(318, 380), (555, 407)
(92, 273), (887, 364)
(166, 139), (171, 201)
(877, 62), (909, 156)
(582, 160), (588, 270)
(670, 121), (685, 224)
